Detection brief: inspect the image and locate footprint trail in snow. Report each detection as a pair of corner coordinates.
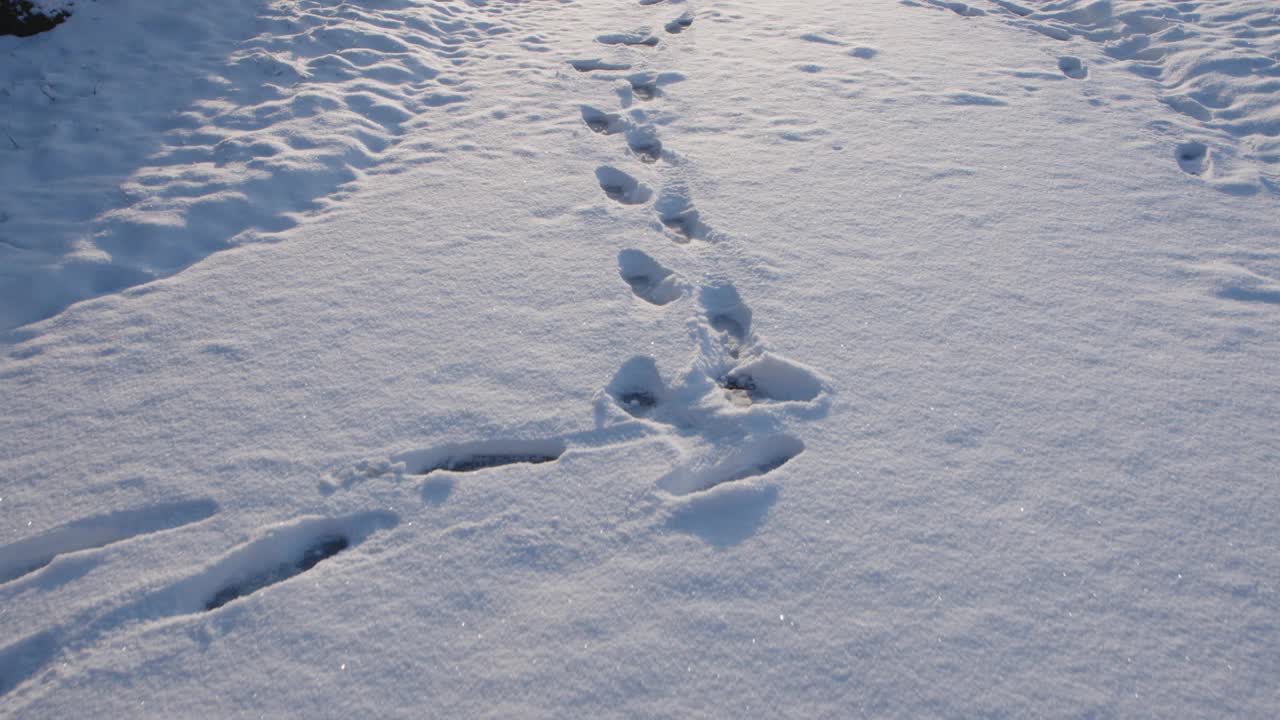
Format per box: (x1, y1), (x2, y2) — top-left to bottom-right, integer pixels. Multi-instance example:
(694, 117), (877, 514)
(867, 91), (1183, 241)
(0, 512), (398, 698)
(575, 1), (833, 499)
(329, 0), (834, 510)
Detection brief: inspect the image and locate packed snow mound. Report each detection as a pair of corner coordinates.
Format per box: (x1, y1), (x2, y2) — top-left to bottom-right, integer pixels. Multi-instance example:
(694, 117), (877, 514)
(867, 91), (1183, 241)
(0, 0), (509, 333)
(908, 0), (1280, 194)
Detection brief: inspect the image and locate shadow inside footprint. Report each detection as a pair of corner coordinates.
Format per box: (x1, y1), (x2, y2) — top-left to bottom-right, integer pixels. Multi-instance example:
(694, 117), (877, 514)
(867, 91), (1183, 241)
(655, 187), (709, 241)
(617, 72), (684, 106)
(396, 439), (567, 475)
(700, 282), (753, 350)
(607, 356), (667, 417)
(596, 166), (653, 205)
(1176, 141), (1210, 176)
(0, 631), (59, 698)
(660, 211), (705, 240)
(581, 105), (625, 135)
(598, 31), (659, 47)
(1057, 56), (1088, 79)
(569, 58), (632, 72)
(0, 499), (219, 585)
(722, 354), (825, 403)
(619, 249), (682, 305)
(626, 127), (664, 163)
(198, 511), (398, 613)
(206, 535), (349, 611)
(665, 13), (694, 33)
(629, 76), (660, 100)
(1, 511), (398, 696)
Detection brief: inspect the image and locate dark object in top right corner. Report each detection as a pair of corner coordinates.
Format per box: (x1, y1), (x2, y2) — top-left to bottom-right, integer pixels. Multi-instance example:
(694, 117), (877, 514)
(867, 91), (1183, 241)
(1, 0), (70, 38)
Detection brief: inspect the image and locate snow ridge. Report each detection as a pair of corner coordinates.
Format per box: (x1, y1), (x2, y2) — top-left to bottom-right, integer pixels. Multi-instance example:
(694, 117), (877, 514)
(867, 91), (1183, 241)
(0, 499), (218, 585)
(0, 0), (510, 333)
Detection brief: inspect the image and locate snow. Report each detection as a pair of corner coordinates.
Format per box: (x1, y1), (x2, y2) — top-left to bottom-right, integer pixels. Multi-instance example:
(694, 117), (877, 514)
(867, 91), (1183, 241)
(909, 0), (1280, 192)
(1, 0), (1278, 717)
(27, 1), (74, 15)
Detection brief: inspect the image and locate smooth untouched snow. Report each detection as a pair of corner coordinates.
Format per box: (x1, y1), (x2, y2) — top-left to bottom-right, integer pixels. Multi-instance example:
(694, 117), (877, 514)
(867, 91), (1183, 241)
(1, 0), (1278, 718)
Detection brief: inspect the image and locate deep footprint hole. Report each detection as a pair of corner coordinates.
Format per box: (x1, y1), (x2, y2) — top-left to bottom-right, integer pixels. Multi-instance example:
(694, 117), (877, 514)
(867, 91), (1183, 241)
(596, 166), (652, 205)
(631, 81), (659, 100)
(582, 106), (623, 134)
(1057, 56), (1087, 79)
(721, 355), (824, 403)
(205, 534), (349, 611)
(598, 32), (659, 47)
(608, 356), (666, 417)
(395, 439), (567, 477)
(618, 391), (658, 410)
(432, 453), (561, 473)
(629, 139), (663, 163)
(721, 373), (757, 394)
(655, 188), (708, 241)
(701, 283), (754, 352)
(709, 311), (750, 342)
(1176, 141), (1209, 175)
(570, 58), (632, 73)
(660, 210), (705, 240)
(665, 13), (694, 33)
(1179, 143), (1206, 161)
(720, 373), (757, 407)
(619, 249), (681, 305)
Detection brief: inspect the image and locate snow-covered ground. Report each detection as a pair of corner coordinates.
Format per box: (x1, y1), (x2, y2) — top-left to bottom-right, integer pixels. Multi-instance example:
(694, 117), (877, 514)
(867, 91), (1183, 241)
(1, 0), (1278, 717)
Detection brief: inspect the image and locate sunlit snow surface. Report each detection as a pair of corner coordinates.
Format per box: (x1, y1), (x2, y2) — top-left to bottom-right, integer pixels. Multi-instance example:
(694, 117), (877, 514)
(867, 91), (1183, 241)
(1, 0), (1278, 717)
